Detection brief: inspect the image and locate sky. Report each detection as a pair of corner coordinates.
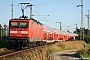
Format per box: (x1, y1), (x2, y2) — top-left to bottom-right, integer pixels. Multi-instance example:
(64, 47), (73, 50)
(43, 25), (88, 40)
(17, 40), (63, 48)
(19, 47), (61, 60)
(0, 0), (90, 32)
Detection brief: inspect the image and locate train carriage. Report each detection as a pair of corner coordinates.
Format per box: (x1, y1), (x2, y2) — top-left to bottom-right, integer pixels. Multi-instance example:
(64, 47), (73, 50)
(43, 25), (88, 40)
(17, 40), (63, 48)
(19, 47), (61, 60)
(53, 30), (59, 41)
(42, 25), (55, 42)
(42, 25), (47, 40)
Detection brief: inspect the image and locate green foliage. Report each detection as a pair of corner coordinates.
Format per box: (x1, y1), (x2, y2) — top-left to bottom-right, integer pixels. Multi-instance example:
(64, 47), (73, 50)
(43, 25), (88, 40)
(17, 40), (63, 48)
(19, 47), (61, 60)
(77, 48), (90, 59)
(84, 36), (90, 43)
(87, 48), (90, 55)
(76, 44), (90, 59)
(74, 28), (90, 43)
(77, 49), (88, 58)
(0, 40), (10, 49)
(48, 47), (58, 54)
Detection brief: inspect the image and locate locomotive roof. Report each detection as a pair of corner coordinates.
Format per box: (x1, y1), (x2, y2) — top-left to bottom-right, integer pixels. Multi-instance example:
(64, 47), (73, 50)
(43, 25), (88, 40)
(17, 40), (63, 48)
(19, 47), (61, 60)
(30, 18), (42, 25)
(10, 18), (43, 25)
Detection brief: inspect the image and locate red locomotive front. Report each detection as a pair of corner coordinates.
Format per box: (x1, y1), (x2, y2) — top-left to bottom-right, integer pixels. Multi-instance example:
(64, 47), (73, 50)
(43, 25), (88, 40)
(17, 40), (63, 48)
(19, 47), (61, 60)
(9, 19), (29, 38)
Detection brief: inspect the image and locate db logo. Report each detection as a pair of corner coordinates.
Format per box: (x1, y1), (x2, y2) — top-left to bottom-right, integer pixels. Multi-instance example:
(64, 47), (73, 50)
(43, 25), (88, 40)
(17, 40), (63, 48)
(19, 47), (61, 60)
(17, 31), (21, 34)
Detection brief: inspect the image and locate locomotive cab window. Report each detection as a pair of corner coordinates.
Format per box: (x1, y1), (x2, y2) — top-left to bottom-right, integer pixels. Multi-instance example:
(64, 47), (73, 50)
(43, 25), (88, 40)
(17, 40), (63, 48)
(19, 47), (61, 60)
(20, 22), (28, 28)
(11, 22), (19, 28)
(10, 22), (28, 28)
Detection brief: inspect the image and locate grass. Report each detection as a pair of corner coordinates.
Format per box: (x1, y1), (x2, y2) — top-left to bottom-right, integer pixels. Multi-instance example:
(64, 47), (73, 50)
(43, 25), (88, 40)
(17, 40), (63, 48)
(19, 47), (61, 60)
(1, 40), (87, 60)
(48, 40), (86, 54)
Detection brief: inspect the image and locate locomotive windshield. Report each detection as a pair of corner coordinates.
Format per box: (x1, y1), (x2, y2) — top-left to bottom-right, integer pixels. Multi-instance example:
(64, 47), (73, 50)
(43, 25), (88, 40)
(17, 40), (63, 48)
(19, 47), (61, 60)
(10, 22), (28, 28)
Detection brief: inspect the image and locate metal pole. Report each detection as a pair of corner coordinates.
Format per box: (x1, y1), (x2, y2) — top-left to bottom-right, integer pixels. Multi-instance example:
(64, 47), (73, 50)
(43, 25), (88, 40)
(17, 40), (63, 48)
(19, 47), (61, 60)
(77, 0), (84, 40)
(12, 0), (13, 19)
(88, 10), (89, 36)
(75, 24), (77, 33)
(87, 10), (89, 36)
(85, 10), (89, 36)
(10, 0), (14, 19)
(56, 22), (61, 30)
(81, 0), (84, 40)
(60, 22), (61, 30)
(0, 24), (1, 41)
(30, 4), (32, 19)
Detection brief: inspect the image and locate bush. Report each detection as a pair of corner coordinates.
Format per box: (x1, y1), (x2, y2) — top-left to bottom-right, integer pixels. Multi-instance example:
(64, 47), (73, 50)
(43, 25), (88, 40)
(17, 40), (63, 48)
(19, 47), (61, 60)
(77, 47), (90, 59)
(87, 48), (90, 55)
(84, 36), (90, 43)
(0, 40), (10, 49)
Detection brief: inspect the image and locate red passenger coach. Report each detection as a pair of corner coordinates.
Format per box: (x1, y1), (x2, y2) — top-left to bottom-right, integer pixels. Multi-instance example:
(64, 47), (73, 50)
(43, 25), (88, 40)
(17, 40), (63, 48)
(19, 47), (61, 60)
(8, 19), (44, 49)
(53, 30), (59, 41)
(42, 25), (47, 40)
(42, 25), (56, 42)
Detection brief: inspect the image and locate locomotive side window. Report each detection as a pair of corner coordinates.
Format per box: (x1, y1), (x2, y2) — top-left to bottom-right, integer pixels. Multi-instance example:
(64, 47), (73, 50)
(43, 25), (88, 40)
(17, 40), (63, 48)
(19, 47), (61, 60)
(20, 22), (28, 28)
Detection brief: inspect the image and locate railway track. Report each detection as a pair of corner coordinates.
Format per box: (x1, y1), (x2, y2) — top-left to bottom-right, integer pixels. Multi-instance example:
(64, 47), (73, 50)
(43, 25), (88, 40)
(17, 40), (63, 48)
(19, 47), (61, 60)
(0, 44), (47, 60)
(0, 50), (15, 56)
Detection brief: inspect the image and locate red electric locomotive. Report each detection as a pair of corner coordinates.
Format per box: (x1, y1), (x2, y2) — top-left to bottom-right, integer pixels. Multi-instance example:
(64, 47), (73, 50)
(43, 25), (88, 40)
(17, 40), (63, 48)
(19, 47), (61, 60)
(8, 3), (46, 49)
(8, 18), (46, 49)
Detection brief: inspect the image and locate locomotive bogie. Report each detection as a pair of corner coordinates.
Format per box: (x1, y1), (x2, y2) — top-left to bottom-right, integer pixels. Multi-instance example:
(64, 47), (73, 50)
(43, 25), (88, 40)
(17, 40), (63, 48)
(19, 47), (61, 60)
(8, 39), (28, 49)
